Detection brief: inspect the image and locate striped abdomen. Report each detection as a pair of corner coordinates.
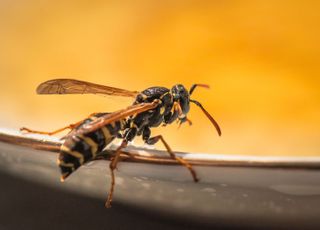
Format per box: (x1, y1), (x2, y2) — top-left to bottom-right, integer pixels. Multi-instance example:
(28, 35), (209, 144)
(58, 114), (123, 181)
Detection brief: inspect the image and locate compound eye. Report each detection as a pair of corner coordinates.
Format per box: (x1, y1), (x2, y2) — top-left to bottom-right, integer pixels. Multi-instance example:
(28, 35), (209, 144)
(180, 89), (188, 97)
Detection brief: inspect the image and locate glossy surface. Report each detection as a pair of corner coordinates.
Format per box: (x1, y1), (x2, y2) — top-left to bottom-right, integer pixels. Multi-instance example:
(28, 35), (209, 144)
(1, 129), (320, 228)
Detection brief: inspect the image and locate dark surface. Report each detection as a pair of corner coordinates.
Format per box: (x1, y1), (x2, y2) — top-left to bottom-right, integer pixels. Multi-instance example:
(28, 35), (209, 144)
(2, 172), (320, 230)
(0, 171), (242, 230)
(2, 133), (320, 230)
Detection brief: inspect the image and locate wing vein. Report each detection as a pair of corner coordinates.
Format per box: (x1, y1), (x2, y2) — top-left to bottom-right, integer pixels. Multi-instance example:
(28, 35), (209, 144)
(36, 79), (139, 98)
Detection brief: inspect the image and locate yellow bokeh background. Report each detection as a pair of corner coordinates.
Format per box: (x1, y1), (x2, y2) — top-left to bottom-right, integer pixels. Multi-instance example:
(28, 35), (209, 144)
(1, 1), (319, 156)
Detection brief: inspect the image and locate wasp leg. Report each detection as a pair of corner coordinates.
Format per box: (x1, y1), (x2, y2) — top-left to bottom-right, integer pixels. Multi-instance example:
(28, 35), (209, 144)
(172, 102), (192, 128)
(20, 124), (78, 136)
(177, 117), (193, 129)
(105, 139), (128, 208)
(146, 135), (199, 182)
(164, 105), (179, 125)
(164, 102), (189, 126)
(20, 113), (98, 136)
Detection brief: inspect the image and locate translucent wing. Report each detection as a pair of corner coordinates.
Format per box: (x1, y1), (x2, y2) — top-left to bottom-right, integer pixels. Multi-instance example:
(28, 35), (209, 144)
(36, 79), (139, 98)
(66, 100), (160, 137)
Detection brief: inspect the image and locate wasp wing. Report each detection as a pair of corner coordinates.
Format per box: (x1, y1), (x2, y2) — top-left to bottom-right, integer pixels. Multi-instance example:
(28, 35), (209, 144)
(36, 79), (139, 98)
(65, 100), (160, 138)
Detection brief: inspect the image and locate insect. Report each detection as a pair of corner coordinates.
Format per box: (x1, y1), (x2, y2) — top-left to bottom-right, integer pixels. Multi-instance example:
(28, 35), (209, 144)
(21, 79), (221, 207)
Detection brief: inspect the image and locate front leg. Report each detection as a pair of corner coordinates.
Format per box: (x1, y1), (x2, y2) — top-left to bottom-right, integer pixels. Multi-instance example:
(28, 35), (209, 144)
(177, 116), (193, 128)
(164, 102), (192, 127)
(164, 109), (179, 125)
(144, 133), (199, 182)
(164, 102), (182, 125)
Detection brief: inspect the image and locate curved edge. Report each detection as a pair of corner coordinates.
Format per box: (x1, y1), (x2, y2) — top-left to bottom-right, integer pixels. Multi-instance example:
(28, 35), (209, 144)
(1, 128), (320, 169)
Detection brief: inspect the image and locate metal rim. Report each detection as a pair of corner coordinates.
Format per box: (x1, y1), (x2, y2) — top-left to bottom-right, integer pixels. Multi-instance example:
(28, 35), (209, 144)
(1, 128), (320, 169)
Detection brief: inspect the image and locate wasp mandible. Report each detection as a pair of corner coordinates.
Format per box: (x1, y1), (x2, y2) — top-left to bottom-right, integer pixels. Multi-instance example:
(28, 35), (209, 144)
(21, 79), (221, 207)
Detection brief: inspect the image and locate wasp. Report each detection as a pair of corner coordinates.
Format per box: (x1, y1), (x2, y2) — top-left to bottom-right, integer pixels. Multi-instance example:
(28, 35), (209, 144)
(21, 79), (221, 207)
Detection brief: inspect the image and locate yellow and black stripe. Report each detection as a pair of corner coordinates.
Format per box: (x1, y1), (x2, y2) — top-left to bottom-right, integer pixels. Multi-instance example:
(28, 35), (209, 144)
(58, 113), (123, 181)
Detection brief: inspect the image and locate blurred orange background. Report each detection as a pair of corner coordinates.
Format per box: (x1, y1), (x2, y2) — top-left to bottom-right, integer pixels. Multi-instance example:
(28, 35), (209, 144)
(0, 1), (319, 156)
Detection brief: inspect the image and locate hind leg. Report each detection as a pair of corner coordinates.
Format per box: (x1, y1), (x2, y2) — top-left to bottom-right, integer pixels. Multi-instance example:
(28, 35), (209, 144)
(105, 127), (138, 207)
(145, 134), (199, 182)
(105, 139), (128, 208)
(20, 124), (78, 136)
(20, 113), (98, 136)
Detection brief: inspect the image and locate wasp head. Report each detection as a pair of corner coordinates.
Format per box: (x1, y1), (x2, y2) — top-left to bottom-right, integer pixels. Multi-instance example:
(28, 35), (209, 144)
(172, 83), (222, 136)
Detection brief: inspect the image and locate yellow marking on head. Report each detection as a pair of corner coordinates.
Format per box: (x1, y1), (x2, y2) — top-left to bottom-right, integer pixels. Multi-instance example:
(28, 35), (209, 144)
(79, 135), (98, 158)
(60, 145), (84, 164)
